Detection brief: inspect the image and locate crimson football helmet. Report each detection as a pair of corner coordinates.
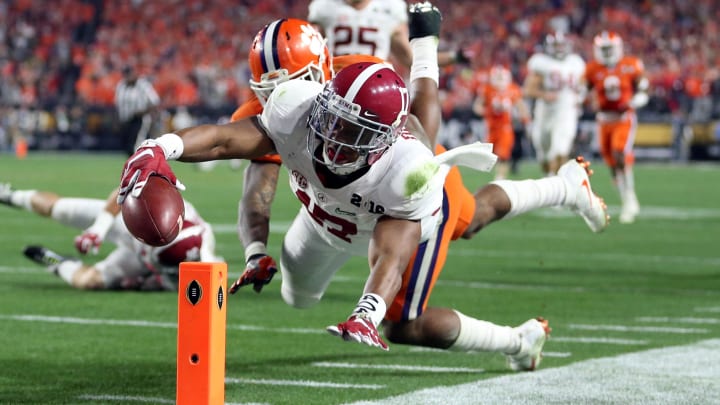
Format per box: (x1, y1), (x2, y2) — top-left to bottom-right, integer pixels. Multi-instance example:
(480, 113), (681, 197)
(249, 18), (333, 105)
(489, 65), (511, 89)
(593, 31), (623, 66)
(544, 31), (570, 59)
(151, 219), (204, 267)
(308, 62), (409, 175)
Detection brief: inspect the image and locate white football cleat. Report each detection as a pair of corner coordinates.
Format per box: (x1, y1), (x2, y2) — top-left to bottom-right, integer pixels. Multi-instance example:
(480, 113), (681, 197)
(506, 317), (551, 371)
(0, 182), (14, 206)
(619, 194), (640, 224)
(558, 157), (609, 233)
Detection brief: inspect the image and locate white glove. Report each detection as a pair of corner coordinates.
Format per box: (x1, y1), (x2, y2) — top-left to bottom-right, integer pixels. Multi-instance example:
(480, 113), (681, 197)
(629, 92), (649, 109)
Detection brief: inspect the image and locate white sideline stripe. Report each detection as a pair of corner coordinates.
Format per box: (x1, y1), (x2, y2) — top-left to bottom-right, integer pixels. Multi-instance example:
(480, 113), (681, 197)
(551, 336), (648, 345)
(568, 323), (708, 334)
(344, 339), (720, 405)
(0, 314), (324, 334)
(637, 316), (720, 325)
(78, 395), (174, 404)
(312, 362), (484, 373)
(543, 351), (572, 358)
(225, 377), (384, 390)
(78, 395), (250, 405)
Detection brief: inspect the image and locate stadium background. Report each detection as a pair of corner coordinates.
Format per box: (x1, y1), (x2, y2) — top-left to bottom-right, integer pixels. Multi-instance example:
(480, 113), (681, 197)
(2, 0), (720, 161)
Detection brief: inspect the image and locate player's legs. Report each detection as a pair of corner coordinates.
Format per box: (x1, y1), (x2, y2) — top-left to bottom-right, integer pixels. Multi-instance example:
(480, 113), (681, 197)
(530, 117), (552, 175)
(1, 185), (105, 229)
(547, 114), (578, 175)
(610, 118), (640, 223)
(280, 209), (352, 309)
(488, 125), (515, 180)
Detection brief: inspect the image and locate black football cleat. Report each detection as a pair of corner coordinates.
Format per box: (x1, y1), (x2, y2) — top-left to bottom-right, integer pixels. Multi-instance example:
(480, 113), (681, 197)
(23, 245), (69, 270)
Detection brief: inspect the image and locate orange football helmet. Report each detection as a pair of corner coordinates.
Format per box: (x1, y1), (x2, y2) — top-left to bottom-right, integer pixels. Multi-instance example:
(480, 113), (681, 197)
(593, 31), (623, 66)
(489, 65), (511, 89)
(248, 18), (333, 105)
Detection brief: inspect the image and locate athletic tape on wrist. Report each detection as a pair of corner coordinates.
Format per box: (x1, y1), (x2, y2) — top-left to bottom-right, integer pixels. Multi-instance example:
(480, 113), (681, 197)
(244, 241), (267, 264)
(89, 210), (115, 237)
(154, 133), (184, 160)
(351, 293), (387, 327)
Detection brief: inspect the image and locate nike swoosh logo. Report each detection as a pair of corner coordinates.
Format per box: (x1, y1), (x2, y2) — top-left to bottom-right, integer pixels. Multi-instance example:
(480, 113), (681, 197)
(581, 179), (592, 206)
(128, 148), (154, 165)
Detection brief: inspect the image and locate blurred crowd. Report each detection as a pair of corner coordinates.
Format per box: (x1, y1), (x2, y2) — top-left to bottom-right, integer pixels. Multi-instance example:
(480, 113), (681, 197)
(1, 0), (719, 151)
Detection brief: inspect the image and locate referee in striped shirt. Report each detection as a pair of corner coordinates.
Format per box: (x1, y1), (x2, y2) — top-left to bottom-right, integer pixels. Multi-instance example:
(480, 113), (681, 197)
(115, 66), (160, 156)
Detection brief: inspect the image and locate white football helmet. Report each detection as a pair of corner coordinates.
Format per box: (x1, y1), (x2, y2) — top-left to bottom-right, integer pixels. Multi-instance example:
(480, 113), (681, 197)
(593, 31), (623, 66)
(544, 31), (570, 59)
(489, 65), (511, 90)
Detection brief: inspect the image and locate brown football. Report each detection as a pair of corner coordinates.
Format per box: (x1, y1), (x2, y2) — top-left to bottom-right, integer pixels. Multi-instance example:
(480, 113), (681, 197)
(121, 175), (184, 246)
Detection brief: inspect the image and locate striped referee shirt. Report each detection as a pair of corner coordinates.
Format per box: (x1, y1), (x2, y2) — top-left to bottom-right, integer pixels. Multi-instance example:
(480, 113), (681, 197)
(114, 77), (160, 122)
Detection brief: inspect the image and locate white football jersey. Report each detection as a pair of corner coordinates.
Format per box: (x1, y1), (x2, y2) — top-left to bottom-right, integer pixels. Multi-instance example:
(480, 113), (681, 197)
(308, 0), (408, 60)
(260, 79), (443, 253)
(527, 52), (586, 114)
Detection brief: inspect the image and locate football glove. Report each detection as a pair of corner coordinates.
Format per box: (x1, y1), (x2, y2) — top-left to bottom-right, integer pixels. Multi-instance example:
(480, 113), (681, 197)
(408, 2), (441, 41)
(74, 232), (103, 255)
(326, 314), (389, 351)
(74, 210), (115, 255)
(118, 142), (184, 204)
(229, 255), (278, 294)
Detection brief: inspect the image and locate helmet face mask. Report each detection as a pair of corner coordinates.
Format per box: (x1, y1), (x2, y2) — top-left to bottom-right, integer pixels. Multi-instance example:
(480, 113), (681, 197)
(489, 65), (511, 89)
(307, 62), (409, 176)
(248, 18), (332, 105)
(593, 31), (623, 66)
(544, 31), (570, 59)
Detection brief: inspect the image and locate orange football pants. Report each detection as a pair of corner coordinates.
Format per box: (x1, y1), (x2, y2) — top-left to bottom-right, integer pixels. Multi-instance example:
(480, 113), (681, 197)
(386, 145), (476, 322)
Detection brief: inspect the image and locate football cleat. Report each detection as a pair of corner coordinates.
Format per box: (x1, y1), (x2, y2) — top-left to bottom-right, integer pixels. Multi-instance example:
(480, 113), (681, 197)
(23, 245), (70, 273)
(0, 182), (14, 206)
(506, 317), (551, 371)
(619, 195), (640, 224)
(558, 156), (609, 233)
(408, 2), (441, 41)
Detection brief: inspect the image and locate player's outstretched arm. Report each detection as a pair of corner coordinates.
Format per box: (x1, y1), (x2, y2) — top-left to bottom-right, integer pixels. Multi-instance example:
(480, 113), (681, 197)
(118, 117), (275, 203)
(327, 217), (422, 350)
(230, 160), (281, 294)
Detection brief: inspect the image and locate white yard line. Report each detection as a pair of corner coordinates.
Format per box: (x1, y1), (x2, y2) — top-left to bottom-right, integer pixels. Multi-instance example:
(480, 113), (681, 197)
(637, 316), (720, 325)
(568, 323), (708, 334)
(312, 362), (484, 373)
(225, 377), (384, 390)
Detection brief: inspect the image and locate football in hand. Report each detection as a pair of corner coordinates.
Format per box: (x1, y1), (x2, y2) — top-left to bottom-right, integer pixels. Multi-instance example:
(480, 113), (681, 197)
(121, 175), (184, 246)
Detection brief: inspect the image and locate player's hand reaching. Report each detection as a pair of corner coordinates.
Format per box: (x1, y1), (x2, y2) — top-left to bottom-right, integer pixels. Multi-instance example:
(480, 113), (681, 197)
(229, 255), (278, 294)
(74, 210), (115, 255)
(327, 314), (389, 351)
(118, 141), (184, 204)
(74, 231), (103, 255)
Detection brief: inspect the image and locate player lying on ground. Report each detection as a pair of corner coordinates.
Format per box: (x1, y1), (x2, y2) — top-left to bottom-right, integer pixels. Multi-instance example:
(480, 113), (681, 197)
(0, 183), (219, 291)
(118, 3), (608, 371)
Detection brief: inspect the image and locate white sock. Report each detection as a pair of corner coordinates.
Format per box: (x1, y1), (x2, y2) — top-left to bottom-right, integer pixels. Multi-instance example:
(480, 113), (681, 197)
(50, 198), (105, 229)
(10, 190), (36, 211)
(622, 167), (638, 203)
(615, 173), (627, 204)
(449, 311), (520, 354)
(56, 260), (83, 285)
(492, 177), (568, 219)
(410, 37), (439, 86)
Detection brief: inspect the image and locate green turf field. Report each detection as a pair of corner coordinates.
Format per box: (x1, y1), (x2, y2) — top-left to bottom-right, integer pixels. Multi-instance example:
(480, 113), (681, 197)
(1, 152), (719, 404)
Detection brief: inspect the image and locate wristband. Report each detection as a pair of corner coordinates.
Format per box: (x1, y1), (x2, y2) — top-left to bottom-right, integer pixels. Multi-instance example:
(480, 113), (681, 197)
(244, 241), (267, 264)
(351, 293), (387, 327)
(142, 133), (184, 160)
